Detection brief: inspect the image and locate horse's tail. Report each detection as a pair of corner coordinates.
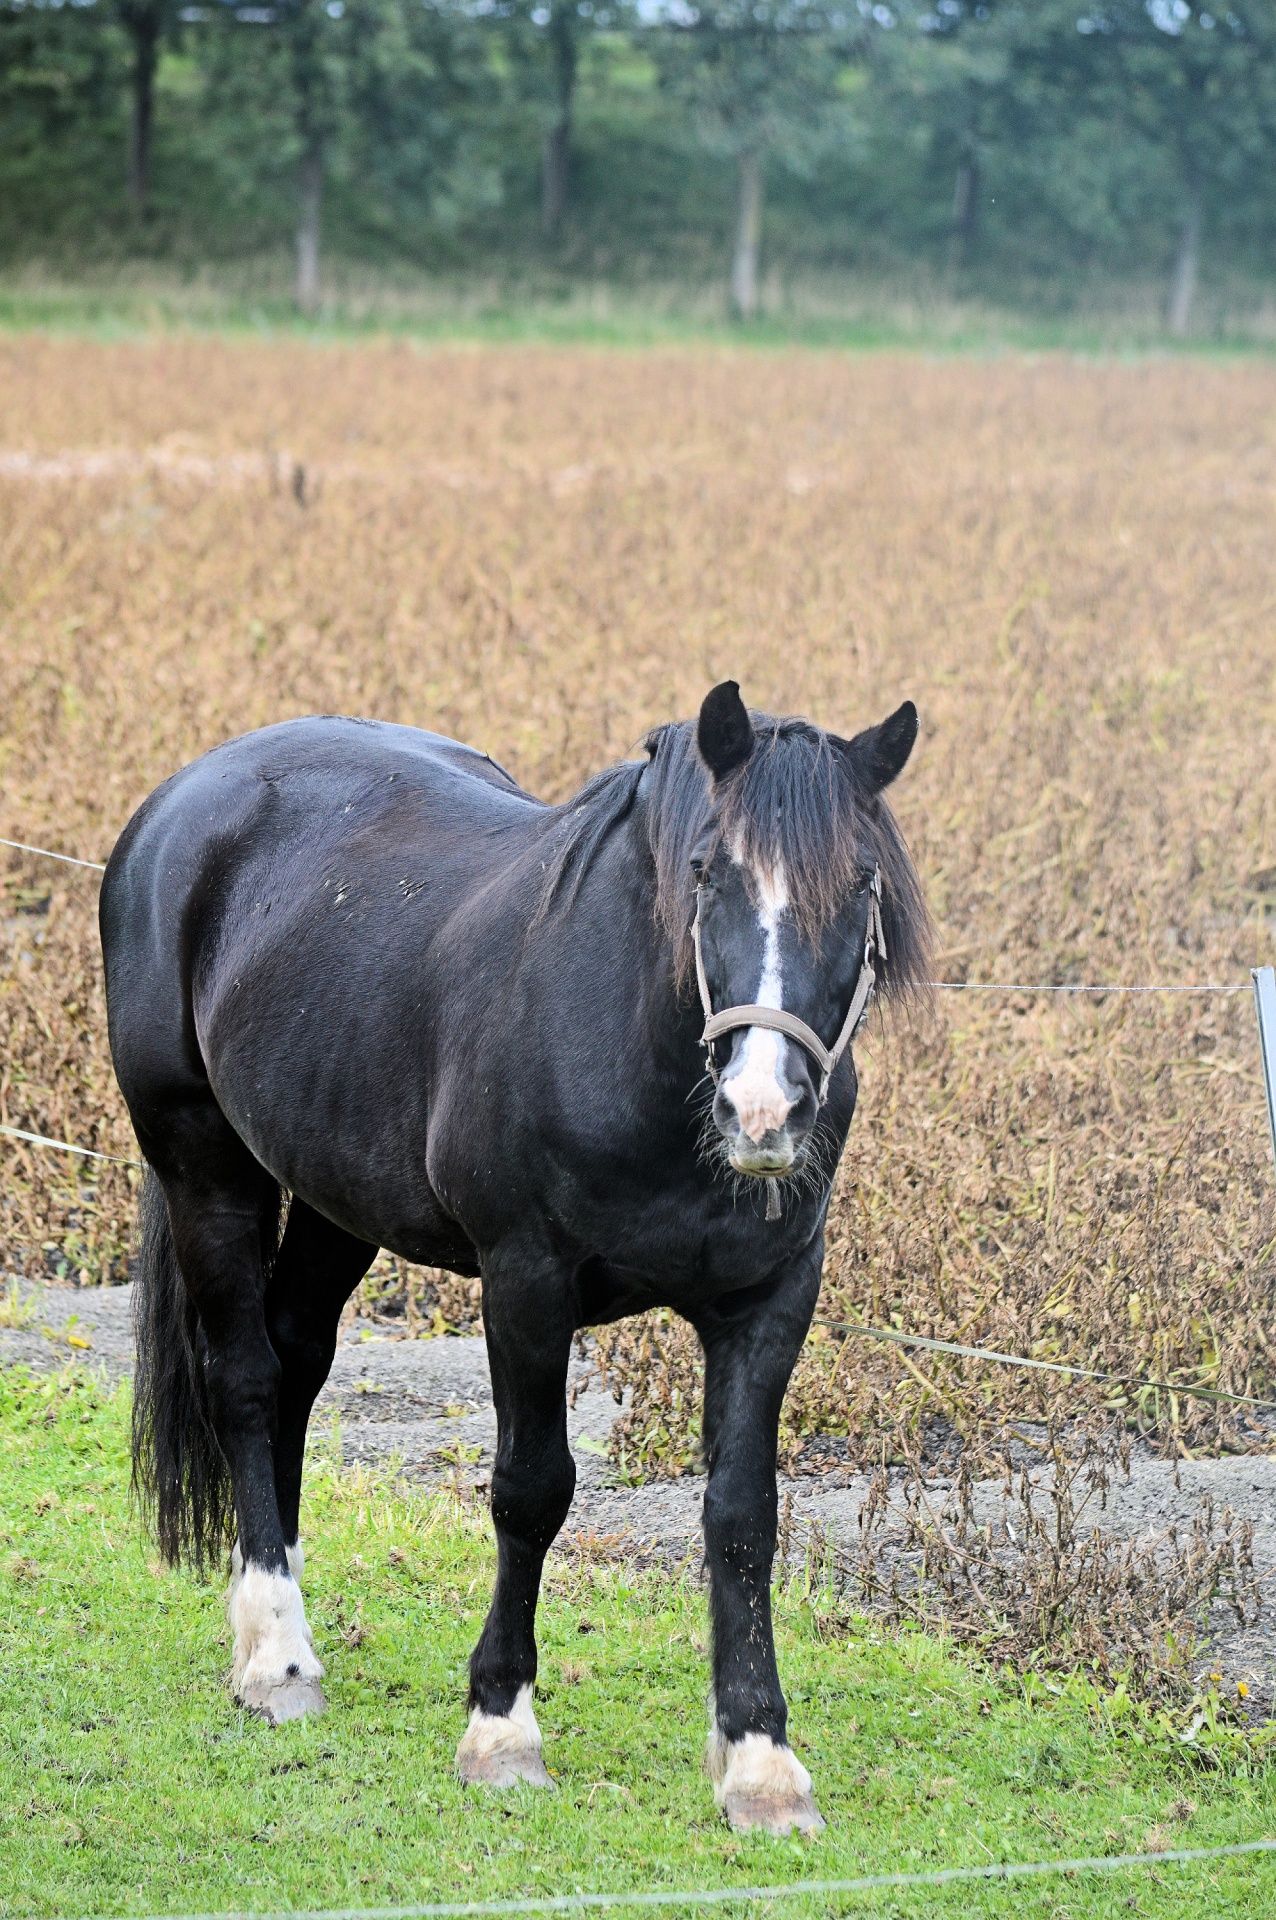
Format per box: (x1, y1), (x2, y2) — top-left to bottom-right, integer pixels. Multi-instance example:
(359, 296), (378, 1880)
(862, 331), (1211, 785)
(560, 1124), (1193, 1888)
(130, 1170), (234, 1571)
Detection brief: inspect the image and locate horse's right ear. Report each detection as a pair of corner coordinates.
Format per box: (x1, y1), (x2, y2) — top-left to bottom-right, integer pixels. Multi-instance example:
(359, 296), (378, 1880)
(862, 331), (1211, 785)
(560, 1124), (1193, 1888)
(840, 701), (918, 794)
(697, 682), (754, 784)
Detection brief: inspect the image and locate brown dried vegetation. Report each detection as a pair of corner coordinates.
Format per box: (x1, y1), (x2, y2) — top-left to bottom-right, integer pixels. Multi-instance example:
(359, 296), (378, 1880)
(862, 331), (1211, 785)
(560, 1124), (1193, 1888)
(777, 1423), (1261, 1704)
(1, 338), (1275, 1464)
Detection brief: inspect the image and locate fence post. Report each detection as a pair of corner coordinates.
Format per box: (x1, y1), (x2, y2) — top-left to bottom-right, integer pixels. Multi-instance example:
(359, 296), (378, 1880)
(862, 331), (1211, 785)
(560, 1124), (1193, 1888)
(1254, 967), (1276, 1174)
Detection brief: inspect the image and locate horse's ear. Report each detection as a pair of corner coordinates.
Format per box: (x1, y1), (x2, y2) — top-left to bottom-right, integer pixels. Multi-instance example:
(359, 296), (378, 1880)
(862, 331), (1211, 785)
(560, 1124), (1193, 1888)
(840, 701), (918, 794)
(697, 682), (754, 784)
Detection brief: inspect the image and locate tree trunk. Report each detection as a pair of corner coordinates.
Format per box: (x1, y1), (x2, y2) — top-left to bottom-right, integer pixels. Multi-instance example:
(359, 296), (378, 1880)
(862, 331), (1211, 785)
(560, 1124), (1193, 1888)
(542, 121), (570, 238)
(731, 147), (762, 322)
(1166, 175), (1201, 337)
(541, 8), (577, 237)
(126, 8), (161, 214)
(295, 142), (322, 315)
(950, 153), (978, 270)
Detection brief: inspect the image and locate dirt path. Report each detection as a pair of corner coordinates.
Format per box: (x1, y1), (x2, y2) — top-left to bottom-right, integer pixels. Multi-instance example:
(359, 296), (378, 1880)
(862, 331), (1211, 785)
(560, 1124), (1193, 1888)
(6, 1280), (1274, 1712)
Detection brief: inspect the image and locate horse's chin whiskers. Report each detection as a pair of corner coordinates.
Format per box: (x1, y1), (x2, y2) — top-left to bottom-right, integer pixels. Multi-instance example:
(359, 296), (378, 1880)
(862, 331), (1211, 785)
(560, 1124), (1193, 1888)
(696, 1113), (835, 1219)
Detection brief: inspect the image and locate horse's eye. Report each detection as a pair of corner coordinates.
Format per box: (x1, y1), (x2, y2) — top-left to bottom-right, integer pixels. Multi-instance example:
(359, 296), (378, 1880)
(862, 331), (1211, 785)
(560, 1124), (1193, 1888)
(690, 855), (706, 883)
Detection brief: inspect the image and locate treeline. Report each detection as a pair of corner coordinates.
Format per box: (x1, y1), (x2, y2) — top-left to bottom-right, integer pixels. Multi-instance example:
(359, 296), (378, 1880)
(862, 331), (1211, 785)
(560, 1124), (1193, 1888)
(3, 0), (1276, 326)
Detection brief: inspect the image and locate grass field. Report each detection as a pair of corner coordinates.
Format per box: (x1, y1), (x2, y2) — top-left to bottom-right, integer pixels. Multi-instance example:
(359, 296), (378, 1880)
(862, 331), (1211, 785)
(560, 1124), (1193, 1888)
(2, 336), (1274, 1465)
(0, 1362), (1274, 1919)
(4, 265), (1276, 354)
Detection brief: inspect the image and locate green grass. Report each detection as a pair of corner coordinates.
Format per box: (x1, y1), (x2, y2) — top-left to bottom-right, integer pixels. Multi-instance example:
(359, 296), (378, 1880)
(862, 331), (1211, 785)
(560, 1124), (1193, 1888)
(1, 1366), (1274, 1918)
(4, 261), (1276, 355)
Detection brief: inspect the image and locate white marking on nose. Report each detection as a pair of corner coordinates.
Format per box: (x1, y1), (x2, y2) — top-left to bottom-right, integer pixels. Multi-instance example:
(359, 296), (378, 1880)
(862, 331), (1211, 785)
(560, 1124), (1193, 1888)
(723, 859), (796, 1143)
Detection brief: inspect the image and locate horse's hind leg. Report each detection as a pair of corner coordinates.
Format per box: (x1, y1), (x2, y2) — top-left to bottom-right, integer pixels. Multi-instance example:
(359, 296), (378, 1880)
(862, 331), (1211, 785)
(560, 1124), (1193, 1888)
(146, 1112), (326, 1725)
(262, 1199), (377, 1577)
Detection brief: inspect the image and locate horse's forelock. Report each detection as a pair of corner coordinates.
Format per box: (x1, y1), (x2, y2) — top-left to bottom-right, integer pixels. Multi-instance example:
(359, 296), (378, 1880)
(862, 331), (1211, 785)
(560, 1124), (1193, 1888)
(645, 712), (932, 1003)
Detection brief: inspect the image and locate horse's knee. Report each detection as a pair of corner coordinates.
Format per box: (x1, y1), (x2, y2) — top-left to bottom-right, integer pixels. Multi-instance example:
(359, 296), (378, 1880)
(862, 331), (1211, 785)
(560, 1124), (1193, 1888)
(491, 1446), (575, 1554)
(703, 1470), (776, 1575)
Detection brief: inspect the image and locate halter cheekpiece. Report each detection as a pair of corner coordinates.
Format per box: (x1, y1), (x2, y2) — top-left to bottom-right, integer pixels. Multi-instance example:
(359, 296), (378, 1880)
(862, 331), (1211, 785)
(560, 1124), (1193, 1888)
(692, 866), (885, 1106)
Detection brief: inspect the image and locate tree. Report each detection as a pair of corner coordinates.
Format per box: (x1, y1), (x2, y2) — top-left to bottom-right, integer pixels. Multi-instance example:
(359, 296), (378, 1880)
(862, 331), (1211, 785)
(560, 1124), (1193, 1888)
(285, 0), (336, 309)
(114, 0), (177, 211)
(203, 0), (348, 310)
(0, 0), (108, 97)
(492, 0), (622, 241)
(873, 2), (1022, 273)
(653, 0), (854, 319)
(1108, 1), (1276, 334)
(343, 0), (504, 242)
(539, 1), (575, 233)
(0, 0), (122, 207)
(995, 0), (1276, 333)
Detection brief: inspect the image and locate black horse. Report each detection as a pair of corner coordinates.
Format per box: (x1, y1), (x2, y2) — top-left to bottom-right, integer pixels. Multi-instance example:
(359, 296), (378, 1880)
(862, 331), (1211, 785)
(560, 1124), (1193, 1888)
(101, 682), (929, 1835)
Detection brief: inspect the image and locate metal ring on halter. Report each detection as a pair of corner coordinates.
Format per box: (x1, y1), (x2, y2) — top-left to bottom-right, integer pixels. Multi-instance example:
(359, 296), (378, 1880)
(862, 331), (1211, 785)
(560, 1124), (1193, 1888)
(692, 866), (885, 1106)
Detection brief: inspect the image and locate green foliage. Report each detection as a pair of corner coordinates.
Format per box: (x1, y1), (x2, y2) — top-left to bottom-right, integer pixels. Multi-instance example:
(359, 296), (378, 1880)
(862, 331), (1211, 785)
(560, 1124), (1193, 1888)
(3, 1366), (1276, 1915)
(648, 0), (857, 169)
(2, 0), (1276, 321)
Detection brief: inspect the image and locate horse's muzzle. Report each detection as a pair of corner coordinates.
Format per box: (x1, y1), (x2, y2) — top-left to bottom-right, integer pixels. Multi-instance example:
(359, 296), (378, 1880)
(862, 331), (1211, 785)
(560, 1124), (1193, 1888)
(713, 1075), (813, 1178)
(717, 1121), (805, 1175)
(723, 1125), (801, 1178)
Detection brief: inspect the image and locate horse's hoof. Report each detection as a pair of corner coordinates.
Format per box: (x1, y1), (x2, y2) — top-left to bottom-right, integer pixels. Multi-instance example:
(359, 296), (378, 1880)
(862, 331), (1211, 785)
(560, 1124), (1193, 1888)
(229, 1563), (325, 1725)
(708, 1729), (824, 1836)
(457, 1744), (552, 1789)
(722, 1789), (825, 1836)
(456, 1685), (552, 1789)
(241, 1676), (328, 1725)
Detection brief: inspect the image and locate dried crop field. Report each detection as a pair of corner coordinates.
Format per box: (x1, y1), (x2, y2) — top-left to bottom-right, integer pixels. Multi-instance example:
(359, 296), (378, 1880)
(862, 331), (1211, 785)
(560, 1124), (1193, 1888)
(2, 337), (1275, 1466)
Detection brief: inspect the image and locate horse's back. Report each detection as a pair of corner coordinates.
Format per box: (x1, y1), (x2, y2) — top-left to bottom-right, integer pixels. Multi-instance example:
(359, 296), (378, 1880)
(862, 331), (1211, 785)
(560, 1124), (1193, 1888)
(100, 715), (542, 1117)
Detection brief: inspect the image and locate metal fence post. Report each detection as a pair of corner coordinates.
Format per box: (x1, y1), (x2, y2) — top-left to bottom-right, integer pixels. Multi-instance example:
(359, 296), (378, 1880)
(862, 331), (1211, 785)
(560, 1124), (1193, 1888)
(1253, 967), (1276, 1174)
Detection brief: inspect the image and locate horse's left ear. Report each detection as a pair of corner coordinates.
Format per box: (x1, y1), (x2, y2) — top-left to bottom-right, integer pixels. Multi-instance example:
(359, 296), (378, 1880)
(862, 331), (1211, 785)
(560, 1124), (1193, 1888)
(839, 701), (918, 794)
(697, 681), (755, 784)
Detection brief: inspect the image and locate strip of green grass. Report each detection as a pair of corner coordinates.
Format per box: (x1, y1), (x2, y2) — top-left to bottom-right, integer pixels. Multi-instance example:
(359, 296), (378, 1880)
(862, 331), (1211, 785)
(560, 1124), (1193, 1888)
(2, 268), (1276, 356)
(0, 1365), (1273, 1919)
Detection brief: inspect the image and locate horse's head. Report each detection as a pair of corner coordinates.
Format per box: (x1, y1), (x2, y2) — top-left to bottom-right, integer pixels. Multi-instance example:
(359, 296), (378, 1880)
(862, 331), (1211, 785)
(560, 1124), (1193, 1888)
(688, 681), (924, 1185)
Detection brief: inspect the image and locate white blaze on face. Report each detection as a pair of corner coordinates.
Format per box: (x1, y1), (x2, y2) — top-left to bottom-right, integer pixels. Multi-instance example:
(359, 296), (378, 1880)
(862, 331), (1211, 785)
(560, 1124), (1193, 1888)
(722, 860), (796, 1144)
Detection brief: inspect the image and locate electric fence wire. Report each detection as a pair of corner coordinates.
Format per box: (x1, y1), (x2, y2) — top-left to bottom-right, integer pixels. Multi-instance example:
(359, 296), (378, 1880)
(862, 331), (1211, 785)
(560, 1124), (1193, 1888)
(3, 838), (1273, 1916)
(95, 1836), (1276, 1920)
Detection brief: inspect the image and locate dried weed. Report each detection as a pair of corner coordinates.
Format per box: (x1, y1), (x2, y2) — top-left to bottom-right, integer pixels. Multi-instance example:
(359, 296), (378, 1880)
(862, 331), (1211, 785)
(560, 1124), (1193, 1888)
(780, 1418), (1260, 1707)
(1, 342), (1274, 1472)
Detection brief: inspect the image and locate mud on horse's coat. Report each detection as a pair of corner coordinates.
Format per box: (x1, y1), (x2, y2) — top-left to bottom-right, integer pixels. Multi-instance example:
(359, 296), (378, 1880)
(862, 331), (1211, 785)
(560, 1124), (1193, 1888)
(102, 681), (930, 1832)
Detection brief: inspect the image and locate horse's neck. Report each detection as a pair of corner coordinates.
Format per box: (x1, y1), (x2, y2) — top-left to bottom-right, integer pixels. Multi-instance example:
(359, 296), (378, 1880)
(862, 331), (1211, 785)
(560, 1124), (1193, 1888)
(602, 855), (703, 1093)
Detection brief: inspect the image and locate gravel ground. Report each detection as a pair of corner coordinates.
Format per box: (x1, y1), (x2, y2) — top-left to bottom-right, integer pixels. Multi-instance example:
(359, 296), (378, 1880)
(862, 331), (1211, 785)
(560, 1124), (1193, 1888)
(5, 1279), (1274, 1711)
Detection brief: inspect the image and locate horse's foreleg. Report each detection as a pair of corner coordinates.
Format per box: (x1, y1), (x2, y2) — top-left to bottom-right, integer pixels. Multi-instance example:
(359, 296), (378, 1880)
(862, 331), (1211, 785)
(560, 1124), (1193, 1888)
(695, 1240), (826, 1835)
(458, 1256), (575, 1788)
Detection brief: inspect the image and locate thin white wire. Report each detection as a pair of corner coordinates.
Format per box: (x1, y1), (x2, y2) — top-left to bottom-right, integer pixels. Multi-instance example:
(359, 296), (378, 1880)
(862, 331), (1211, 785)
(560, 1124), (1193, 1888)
(0, 1122), (141, 1167)
(926, 980), (1248, 993)
(102, 1837), (1276, 1920)
(2, 853), (1268, 1910)
(812, 1316), (1276, 1413)
(0, 836), (1259, 995)
(2, 824), (1265, 1904)
(0, 836), (106, 872)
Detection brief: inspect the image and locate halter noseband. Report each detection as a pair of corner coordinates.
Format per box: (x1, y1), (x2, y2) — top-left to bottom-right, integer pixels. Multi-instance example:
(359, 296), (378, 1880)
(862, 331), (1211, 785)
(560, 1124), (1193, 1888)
(692, 867), (885, 1106)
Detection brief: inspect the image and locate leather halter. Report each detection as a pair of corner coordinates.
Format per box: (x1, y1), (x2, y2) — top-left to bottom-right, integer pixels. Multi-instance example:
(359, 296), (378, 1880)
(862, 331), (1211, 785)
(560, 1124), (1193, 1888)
(692, 867), (885, 1106)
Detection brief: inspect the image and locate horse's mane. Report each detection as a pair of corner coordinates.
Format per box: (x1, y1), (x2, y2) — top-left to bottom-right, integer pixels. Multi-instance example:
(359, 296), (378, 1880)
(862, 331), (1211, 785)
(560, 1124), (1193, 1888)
(538, 709), (932, 1003)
